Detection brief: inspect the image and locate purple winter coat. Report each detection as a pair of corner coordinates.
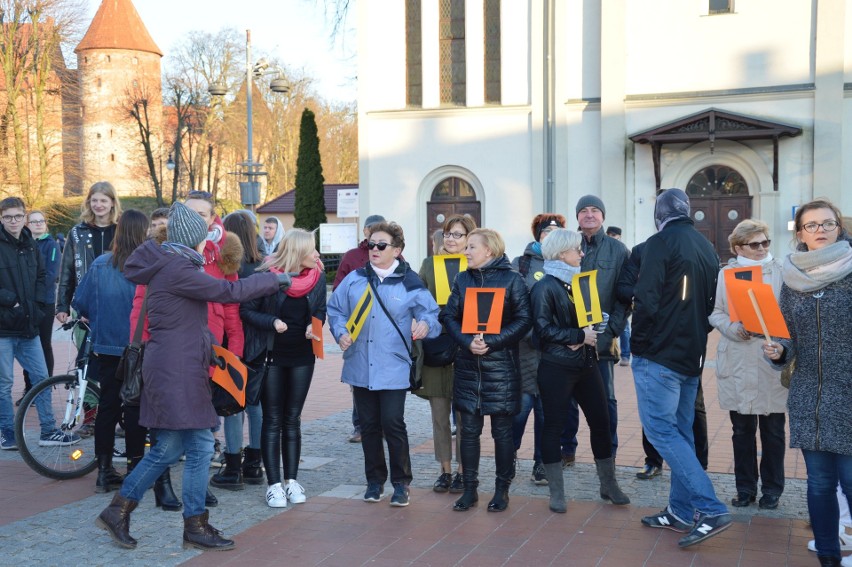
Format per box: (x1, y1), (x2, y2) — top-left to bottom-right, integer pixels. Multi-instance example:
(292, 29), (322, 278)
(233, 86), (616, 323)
(123, 240), (279, 430)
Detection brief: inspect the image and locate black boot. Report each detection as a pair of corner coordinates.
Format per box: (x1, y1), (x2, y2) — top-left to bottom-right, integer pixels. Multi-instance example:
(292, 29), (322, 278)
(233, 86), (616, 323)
(126, 456), (142, 476)
(183, 510), (234, 551)
(95, 492), (139, 549)
(206, 487), (218, 507)
(95, 454), (125, 493)
(241, 447), (264, 485)
(818, 557), (841, 567)
(210, 452), (244, 490)
(452, 469), (479, 511)
(487, 478), (511, 512)
(154, 468), (182, 511)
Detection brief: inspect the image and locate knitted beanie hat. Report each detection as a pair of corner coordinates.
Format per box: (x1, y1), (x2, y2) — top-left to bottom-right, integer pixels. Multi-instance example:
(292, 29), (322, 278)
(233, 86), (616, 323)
(575, 195), (606, 219)
(167, 202), (208, 248)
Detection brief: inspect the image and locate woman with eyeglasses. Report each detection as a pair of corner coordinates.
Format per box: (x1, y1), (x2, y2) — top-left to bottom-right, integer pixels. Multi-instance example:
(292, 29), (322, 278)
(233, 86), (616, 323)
(328, 221), (440, 507)
(416, 214), (477, 494)
(764, 200), (852, 567)
(708, 219), (787, 512)
(440, 228), (532, 512)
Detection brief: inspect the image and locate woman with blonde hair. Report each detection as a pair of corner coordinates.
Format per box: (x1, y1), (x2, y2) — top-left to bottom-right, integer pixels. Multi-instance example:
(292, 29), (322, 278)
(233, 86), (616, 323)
(56, 181), (122, 323)
(240, 228), (327, 508)
(709, 219), (787, 511)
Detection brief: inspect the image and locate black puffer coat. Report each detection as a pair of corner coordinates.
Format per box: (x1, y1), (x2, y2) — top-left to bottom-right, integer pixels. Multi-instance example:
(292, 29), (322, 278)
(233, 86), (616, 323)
(440, 254), (532, 416)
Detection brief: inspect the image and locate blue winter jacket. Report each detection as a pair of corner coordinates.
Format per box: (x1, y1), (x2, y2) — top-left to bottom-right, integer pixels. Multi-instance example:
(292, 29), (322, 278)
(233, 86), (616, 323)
(328, 261), (440, 391)
(35, 234), (60, 306)
(71, 253), (135, 356)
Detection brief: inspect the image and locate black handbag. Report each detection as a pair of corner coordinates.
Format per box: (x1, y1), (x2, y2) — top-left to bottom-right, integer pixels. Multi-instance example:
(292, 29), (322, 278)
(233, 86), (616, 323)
(246, 335), (274, 406)
(117, 290), (147, 406)
(421, 332), (459, 367)
(368, 279), (421, 392)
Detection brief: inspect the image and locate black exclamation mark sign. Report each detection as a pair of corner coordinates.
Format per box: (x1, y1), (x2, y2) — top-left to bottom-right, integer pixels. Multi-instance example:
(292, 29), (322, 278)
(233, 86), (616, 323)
(477, 291), (495, 333)
(579, 276), (593, 322)
(445, 258), (461, 288)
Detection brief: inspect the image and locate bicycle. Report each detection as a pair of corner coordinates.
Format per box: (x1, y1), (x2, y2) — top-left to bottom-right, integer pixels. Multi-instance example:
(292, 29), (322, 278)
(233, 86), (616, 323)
(14, 319), (103, 479)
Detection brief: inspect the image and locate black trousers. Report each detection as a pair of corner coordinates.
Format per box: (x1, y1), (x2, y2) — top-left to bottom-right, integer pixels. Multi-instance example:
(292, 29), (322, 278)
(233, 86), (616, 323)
(642, 377), (708, 469)
(260, 364), (314, 485)
(538, 358), (612, 464)
(352, 387), (412, 485)
(93, 353), (146, 459)
(730, 411), (786, 497)
(458, 410), (515, 484)
(23, 306), (55, 387)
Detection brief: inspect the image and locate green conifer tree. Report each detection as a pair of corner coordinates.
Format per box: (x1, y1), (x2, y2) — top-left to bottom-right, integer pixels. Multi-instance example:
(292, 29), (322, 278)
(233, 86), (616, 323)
(293, 108), (327, 235)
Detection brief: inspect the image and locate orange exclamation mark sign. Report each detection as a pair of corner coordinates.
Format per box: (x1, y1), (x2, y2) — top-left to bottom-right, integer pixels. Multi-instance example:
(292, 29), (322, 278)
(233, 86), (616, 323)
(462, 288), (506, 335)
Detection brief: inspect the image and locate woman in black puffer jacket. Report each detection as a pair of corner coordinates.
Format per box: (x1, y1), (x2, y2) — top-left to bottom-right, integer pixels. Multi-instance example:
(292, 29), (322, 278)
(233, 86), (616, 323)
(440, 228), (531, 513)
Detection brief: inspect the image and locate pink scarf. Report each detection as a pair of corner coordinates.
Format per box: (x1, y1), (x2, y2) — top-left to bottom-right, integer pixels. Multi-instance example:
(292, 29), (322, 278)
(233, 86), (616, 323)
(270, 260), (323, 298)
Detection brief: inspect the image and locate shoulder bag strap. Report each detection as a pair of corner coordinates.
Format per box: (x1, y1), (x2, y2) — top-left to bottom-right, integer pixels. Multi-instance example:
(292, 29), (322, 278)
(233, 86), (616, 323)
(367, 279), (413, 360)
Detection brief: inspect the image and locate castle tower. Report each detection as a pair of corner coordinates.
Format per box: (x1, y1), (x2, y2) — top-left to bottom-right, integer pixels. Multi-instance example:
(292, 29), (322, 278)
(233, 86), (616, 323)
(74, 0), (162, 196)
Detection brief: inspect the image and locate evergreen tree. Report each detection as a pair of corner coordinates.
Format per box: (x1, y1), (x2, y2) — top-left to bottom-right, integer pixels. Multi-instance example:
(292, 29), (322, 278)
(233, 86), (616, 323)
(293, 108), (327, 234)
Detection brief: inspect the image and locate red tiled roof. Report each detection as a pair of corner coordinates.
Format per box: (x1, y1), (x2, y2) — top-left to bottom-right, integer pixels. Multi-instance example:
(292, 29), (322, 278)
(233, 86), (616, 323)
(75, 0), (162, 56)
(257, 183), (358, 214)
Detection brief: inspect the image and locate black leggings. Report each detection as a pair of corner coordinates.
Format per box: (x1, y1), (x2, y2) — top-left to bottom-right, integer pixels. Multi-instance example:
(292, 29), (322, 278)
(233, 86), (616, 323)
(93, 354), (147, 459)
(260, 364), (314, 485)
(538, 358), (612, 464)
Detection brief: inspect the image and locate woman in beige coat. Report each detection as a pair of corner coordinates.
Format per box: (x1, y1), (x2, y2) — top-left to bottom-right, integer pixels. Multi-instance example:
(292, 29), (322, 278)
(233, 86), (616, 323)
(709, 219), (787, 510)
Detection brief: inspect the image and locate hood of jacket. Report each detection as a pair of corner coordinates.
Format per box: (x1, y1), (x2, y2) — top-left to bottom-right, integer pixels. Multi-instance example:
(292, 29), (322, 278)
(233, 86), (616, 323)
(261, 220), (285, 256)
(654, 188), (692, 231)
(218, 232), (243, 276)
(124, 239), (173, 286)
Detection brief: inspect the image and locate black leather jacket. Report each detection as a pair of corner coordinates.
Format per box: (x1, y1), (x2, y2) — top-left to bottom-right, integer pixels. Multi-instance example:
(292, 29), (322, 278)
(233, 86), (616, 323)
(440, 254), (532, 415)
(530, 274), (596, 368)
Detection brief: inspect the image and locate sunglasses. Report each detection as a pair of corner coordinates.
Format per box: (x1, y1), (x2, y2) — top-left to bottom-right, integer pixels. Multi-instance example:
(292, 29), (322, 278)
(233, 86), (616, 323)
(367, 242), (391, 251)
(741, 240), (771, 251)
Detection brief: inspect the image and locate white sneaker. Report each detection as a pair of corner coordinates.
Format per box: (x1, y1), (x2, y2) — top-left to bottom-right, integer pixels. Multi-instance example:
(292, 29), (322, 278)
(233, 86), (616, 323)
(842, 555), (852, 567)
(808, 530), (852, 552)
(284, 480), (306, 504)
(266, 483), (287, 508)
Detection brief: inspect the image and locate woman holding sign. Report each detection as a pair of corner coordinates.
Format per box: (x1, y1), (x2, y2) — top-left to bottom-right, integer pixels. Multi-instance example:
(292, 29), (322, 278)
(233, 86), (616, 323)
(529, 228), (630, 513)
(440, 228), (532, 512)
(417, 214), (476, 494)
(709, 219), (787, 511)
(240, 228), (327, 508)
(766, 200), (852, 567)
(328, 221), (440, 508)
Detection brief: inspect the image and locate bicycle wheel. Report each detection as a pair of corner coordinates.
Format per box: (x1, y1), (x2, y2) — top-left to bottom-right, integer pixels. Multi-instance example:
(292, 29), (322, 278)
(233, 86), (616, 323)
(14, 374), (100, 480)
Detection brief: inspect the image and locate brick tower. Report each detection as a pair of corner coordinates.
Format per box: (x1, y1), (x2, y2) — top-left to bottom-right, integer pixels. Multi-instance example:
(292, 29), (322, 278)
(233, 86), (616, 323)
(74, 0), (162, 196)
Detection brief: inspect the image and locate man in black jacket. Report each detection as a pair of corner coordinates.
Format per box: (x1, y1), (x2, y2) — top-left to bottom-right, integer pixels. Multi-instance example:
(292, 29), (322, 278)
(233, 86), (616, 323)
(0, 197), (79, 451)
(631, 189), (730, 547)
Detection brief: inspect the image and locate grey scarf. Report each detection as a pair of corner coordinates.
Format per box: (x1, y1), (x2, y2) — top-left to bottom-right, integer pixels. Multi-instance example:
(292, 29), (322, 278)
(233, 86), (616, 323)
(782, 240), (852, 292)
(543, 259), (580, 283)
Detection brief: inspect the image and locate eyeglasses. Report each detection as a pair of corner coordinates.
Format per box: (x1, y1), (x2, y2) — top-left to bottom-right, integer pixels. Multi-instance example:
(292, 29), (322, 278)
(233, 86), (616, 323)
(740, 240), (771, 251)
(367, 242), (391, 251)
(1, 214), (25, 222)
(443, 232), (467, 240)
(801, 220), (839, 233)
(28, 219), (46, 225)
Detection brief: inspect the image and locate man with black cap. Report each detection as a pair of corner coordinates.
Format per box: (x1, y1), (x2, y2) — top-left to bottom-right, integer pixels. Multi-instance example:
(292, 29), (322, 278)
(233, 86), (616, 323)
(560, 195), (628, 467)
(333, 214), (387, 443)
(631, 188), (730, 547)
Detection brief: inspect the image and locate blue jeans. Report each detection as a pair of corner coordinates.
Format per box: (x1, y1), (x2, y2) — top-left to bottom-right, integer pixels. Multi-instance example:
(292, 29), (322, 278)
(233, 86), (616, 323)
(0, 336), (55, 434)
(619, 320), (631, 359)
(632, 355), (727, 522)
(801, 449), (852, 559)
(120, 428), (215, 518)
(223, 403), (262, 453)
(561, 359), (617, 456)
(512, 392), (543, 463)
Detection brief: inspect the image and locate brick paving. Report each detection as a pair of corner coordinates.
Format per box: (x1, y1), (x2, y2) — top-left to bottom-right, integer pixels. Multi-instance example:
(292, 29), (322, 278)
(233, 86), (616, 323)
(0, 324), (832, 566)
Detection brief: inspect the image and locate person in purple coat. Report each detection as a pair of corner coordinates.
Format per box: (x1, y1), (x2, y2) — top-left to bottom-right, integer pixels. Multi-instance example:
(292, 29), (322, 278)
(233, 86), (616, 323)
(95, 202), (291, 552)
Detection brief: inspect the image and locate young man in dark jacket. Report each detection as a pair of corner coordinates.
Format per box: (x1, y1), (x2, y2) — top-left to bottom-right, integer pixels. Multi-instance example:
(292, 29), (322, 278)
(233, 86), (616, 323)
(0, 197), (79, 450)
(631, 188), (730, 547)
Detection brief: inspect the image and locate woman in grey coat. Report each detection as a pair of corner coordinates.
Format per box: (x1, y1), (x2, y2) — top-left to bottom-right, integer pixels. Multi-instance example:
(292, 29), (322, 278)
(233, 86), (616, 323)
(765, 199), (852, 567)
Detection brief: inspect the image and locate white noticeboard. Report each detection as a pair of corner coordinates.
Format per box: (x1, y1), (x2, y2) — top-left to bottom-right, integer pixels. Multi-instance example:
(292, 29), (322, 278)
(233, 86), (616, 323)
(337, 188), (359, 218)
(319, 223), (358, 254)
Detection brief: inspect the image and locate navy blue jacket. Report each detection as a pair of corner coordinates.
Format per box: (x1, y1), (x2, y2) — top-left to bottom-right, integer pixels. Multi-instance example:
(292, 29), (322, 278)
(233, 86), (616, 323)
(35, 234), (60, 306)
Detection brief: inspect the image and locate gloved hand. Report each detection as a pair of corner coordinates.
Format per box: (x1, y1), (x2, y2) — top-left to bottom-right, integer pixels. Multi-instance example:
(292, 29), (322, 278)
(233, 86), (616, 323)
(276, 272), (293, 290)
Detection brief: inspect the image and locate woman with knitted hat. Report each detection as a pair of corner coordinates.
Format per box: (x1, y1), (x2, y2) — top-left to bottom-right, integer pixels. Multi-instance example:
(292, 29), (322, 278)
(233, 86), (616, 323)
(96, 202), (291, 552)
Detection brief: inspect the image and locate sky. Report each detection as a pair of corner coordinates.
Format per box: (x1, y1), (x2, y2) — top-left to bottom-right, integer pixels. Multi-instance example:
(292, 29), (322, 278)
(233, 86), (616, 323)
(82, 0), (357, 103)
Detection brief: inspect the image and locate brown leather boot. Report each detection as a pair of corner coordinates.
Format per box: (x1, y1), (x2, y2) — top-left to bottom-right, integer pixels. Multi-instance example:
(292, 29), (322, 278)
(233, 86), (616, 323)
(95, 492), (139, 549)
(182, 510), (235, 551)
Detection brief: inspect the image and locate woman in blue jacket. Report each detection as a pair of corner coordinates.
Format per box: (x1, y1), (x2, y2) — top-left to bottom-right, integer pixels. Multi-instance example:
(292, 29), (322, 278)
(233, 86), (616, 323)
(328, 221), (440, 508)
(73, 209), (149, 493)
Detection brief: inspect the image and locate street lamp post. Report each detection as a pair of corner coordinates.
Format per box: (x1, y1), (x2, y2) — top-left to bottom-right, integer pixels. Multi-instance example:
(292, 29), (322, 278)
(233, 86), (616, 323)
(208, 30), (289, 212)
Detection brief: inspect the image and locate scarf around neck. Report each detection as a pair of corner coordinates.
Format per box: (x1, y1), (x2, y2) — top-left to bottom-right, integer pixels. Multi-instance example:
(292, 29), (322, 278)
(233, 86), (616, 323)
(270, 264), (322, 298)
(162, 241), (205, 269)
(371, 259), (399, 281)
(736, 253), (774, 267)
(543, 259), (580, 283)
(782, 240), (852, 292)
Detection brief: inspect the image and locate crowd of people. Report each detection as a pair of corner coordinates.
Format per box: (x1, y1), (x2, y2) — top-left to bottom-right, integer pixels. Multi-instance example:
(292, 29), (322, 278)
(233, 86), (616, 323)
(0, 183), (850, 565)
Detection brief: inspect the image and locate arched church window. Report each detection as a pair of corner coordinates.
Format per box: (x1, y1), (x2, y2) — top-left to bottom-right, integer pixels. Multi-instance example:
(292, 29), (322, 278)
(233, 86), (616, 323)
(686, 165), (748, 197)
(431, 177), (475, 200)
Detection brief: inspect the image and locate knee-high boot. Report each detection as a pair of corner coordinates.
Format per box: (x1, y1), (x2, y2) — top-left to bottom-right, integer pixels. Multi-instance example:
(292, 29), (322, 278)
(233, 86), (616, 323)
(595, 457), (630, 505)
(543, 462), (566, 513)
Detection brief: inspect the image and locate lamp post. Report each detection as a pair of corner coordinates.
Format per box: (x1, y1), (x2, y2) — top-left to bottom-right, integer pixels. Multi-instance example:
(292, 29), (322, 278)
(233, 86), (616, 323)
(208, 30), (289, 212)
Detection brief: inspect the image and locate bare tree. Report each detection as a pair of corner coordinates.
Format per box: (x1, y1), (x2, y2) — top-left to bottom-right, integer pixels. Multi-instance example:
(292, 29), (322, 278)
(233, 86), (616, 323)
(125, 84), (165, 206)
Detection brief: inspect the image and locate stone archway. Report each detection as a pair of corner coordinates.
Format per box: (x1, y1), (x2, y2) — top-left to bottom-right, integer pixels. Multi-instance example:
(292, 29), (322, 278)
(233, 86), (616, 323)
(685, 164), (751, 263)
(425, 177), (481, 255)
